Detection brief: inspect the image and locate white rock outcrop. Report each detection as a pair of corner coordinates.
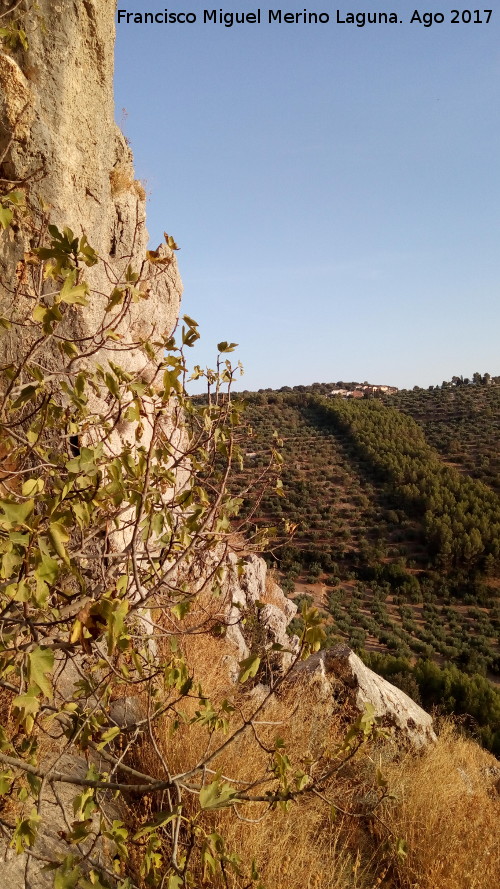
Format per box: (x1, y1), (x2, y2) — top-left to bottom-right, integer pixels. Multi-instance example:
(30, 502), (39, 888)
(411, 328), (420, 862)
(293, 644), (436, 748)
(223, 553), (299, 680)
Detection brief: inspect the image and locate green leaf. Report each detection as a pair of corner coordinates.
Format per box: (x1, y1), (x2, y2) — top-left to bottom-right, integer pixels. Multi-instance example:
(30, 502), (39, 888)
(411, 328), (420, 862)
(57, 270), (89, 305)
(48, 522), (70, 564)
(171, 600), (191, 621)
(11, 810), (42, 853)
(6, 189), (25, 207)
(199, 779), (237, 810)
(133, 805), (181, 839)
(60, 339), (80, 358)
(0, 549), (22, 580)
(17, 27), (28, 51)
(26, 772), (42, 797)
(6, 579), (30, 602)
(32, 303), (63, 333)
(78, 234), (98, 266)
(0, 205), (13, 230)
(0, 772), (13, 794)
(52, 857), (82, 889)
(104, 598), (129, 655)
(358, 701), (376, 736)
(28, 647), (54, 699)
(11, 384), (39, 409)
(104, 372), (120, 400)
(0, 498), (34, 528)
(304, 624), (326, 653)
(238, 654), (261, 683)
(66, 818), (93, 843)
(36, 553), (59, 584)
(73, 784), (97, 821)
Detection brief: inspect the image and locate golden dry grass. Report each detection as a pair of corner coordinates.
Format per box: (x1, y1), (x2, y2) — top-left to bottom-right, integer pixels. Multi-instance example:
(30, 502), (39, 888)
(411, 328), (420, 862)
(141, 668), (384, 889)
(381, 722), (500, 889)
(143, 652), (500, 889)
(187, 718), (500, 889)
(109, 167), (146, 201)
(133, 587), (500, 889)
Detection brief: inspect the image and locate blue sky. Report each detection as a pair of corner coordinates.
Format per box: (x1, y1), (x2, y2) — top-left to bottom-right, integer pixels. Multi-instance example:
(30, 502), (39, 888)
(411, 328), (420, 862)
(114, 4), (499, 391)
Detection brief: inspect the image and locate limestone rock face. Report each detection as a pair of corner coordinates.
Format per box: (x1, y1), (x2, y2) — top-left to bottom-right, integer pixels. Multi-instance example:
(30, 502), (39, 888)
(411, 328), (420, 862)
(238, 553), (268, 605)
(223, 553), (299, 680)
(293, 644), (436, 748)
(0, 0), (182, 374)
(1, 754), (121, 888)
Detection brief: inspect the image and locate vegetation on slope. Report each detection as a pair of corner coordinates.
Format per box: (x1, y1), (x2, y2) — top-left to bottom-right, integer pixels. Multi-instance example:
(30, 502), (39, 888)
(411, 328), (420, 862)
(388, 379), (500, 492)
(230, 381), (500, 751)
(311, 394), (500, 571)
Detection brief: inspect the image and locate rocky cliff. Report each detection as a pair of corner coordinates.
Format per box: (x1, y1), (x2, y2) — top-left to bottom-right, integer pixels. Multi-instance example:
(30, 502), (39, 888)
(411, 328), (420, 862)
(0, 0), (181, 375)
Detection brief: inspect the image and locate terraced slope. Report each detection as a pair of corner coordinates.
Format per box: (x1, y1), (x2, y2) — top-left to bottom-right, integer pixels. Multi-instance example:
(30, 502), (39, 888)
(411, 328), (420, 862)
(229, 383), (500, 751)
(387, 384), (500, 493)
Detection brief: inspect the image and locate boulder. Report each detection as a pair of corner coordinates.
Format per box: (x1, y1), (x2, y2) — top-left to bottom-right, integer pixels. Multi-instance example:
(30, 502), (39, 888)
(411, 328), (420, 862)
(293, 644), (436, 748)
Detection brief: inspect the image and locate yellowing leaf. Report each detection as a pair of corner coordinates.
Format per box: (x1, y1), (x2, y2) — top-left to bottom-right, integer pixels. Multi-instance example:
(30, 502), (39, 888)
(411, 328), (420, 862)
(57, 270), (89, 305)
(69, 618), (83, 645)
(238, 654), (260, 683)
(96, 726), (120, 750)
(13, 689), (40, 720)
(48, 522), (70, 564)
(22, 478), (44, 497)
(164, 232), (180, 250)
(199, 779), (237, 810)
(0, 205), (13, 230)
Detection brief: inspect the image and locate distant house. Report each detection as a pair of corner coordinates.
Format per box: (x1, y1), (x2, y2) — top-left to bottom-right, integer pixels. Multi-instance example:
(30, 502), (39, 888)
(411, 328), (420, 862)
(329, 383), (398, 398)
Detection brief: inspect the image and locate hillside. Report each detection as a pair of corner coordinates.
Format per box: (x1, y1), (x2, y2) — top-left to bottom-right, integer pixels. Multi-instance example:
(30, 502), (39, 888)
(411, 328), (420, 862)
(388, 381), (500, 493)
(230, 378), (500, 751)
(1, 4), (499, 888)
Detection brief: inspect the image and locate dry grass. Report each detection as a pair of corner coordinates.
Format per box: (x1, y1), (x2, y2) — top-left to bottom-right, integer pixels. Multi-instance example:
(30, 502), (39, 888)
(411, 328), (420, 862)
(109, 167), (146, 201)
(381, 722), (500, 889)
(189, 717), (500, 889)
(138, 668), (384, 889)
(131, 589), (500, 889)
(137, 657), (500, 889)
(213, 799), (382, 889)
